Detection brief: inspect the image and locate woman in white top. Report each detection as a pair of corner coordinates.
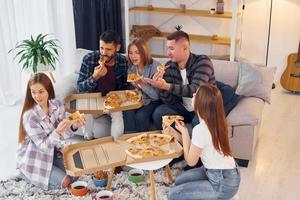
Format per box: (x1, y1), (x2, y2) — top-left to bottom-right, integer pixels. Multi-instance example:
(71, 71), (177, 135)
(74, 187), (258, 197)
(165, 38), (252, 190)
(164, 84), (240, 200)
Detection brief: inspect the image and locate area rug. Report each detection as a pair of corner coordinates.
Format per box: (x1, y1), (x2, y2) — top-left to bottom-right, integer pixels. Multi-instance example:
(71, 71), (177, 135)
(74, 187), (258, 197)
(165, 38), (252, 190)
(0, 162), (185, 200)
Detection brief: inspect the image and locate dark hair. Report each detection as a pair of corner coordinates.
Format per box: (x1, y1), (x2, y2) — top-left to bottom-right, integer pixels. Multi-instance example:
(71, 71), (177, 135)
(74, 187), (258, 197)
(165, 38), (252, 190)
(127, 38), (153, 66)
(194, 84), (232, 156)
(99, 31), (121, 45)
(18, 73), (55, 144)
(166, 31), (190, 43)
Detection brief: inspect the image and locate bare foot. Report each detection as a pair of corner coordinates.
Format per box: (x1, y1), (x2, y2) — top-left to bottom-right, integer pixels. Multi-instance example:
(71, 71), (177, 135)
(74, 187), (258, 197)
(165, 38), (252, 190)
(61, 175), (71, 189)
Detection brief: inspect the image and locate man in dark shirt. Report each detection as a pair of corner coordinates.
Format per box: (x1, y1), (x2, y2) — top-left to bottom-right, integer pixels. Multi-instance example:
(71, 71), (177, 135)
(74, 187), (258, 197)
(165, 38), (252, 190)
(146, 31), (215, 130)
(77, 31), (128, 139)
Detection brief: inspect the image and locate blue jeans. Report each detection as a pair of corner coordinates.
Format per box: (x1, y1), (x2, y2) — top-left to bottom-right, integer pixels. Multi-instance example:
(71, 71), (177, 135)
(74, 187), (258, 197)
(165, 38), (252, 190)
(123, 101), (161, 132)
(152, 102), (195, 130)
(168, 166), (240, 200)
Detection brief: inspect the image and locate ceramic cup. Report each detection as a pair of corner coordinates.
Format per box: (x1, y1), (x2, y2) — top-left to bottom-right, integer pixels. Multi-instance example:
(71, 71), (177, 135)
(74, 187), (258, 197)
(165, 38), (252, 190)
(70, 181), (88, 196)
(210, 8), (216, 14)
(91, 190), (113, 200)
(92, 176), (108, 187)
(128, 169), (144, 183)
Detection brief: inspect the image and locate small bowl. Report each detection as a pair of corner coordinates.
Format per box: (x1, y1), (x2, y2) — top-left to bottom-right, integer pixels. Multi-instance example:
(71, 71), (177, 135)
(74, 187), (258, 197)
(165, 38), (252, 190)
(92, 176), (108, 187)
(70, 181), (88, 196)
(128, 169), (144, 183)
(92, 190), (114, 200)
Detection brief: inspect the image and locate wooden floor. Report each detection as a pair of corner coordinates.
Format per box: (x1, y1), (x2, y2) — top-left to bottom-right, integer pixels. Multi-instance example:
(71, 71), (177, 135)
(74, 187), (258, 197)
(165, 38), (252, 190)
(0, 82), (300, 199)
(238, 82), (300, 200)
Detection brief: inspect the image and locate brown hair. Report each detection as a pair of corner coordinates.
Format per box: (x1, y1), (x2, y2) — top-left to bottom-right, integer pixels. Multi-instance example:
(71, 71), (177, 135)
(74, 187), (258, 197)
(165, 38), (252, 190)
(127, 38), (153, 66)
(194, 84), (232, 156)
(166, 31), (190, 43)
(18, 73), (55, 144)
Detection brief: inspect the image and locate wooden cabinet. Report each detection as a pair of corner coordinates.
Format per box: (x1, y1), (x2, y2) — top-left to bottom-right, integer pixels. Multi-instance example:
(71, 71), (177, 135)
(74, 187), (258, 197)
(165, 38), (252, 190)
(125, 0), (240, 61)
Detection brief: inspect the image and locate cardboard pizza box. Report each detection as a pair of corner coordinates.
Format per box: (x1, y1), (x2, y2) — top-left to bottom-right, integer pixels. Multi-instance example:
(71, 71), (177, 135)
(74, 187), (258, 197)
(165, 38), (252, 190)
(63, 131), (182, 176)
(64, 90), (143, 114)
(64, 92), (105, 115)
(62, 136), (127, 176)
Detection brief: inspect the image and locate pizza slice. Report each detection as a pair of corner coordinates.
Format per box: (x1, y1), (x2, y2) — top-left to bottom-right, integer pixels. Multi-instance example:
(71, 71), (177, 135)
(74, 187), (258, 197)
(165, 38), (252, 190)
(68, 111), (81, 121)
(104, 93), (122, 109)
(125, 90), (142, 102)
(157, 65), (166, 73)
(98, 55), (109, 65)
(127, 72), (141, 82)
(162, 115), (184, 126)
(149, 133), (173, 146)
(126, 133), (150, 146)
(125, 145), (169, 159)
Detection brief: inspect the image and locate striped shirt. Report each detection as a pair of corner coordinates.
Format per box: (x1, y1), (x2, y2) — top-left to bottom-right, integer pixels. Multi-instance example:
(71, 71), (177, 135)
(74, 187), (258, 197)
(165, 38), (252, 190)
(16, 99), (73, 190)
(77, 51), (129, 93)
(160, 53), (215, 104)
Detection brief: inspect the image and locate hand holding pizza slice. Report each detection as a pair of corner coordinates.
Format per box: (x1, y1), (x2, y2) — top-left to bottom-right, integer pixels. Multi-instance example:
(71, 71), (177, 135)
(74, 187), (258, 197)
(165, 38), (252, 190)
(162, 115), (184, 126)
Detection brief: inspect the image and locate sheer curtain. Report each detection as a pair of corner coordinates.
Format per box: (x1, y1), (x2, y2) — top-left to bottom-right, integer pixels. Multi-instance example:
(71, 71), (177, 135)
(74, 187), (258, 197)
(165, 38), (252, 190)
(0, 0), (77, 106)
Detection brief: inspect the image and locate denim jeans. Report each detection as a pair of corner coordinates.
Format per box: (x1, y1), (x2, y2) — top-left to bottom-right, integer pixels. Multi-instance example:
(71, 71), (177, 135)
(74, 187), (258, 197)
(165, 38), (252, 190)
(47, 149), (68, 189)
(152, 102), (195, 130)
(168, 166), (240, 200)
(123, 101), (161, 132)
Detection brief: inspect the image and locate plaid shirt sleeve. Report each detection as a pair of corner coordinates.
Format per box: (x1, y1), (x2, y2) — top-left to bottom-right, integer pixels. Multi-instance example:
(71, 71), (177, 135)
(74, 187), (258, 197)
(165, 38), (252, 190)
(77, 51), (100, 93)
(23, 113), (60, 153)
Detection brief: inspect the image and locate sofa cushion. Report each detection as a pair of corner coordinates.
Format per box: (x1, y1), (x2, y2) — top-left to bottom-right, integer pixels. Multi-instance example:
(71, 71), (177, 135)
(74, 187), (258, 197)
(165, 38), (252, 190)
(54, 73), (77, 101)
(216, 81), (240, 116)
(235, 61), (276, 103)
(226, 97), (264, 126)
(212, 59), (239, 88)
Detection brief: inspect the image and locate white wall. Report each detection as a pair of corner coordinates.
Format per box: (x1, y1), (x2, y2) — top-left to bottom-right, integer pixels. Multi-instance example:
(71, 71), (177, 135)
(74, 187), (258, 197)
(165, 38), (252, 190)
(126, 0), (300, 81)
(267, 0), (300, 80)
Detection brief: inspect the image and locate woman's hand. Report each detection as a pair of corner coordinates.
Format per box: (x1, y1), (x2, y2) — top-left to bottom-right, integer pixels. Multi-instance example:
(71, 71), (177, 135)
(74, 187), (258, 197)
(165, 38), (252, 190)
(162, 123), (183, 143)
(175, 120), (189, 136)
(56, 119), (71, 135)
(136, 78), (146, 89)
(71, 114), (86, 130)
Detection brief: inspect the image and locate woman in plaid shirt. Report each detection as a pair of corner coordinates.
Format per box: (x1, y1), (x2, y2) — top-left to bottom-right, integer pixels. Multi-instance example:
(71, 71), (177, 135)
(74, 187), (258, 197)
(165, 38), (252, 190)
(17, 73), (86, 190)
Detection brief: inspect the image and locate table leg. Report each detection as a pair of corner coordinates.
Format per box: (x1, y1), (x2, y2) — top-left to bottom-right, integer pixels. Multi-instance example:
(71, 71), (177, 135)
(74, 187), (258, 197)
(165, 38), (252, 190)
(149, 170), (157, 200)
(165, 164), (174, 184)
(106, 167), (115, 190)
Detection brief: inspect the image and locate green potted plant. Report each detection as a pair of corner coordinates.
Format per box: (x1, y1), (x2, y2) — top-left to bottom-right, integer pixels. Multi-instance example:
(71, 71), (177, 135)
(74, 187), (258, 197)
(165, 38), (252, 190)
(9, 33), (60, 74)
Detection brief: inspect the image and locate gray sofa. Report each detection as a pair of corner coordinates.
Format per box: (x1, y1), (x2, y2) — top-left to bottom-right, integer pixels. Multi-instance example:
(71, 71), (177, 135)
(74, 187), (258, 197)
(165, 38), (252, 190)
(212, 59), (265, 166)
(55, 49), (269, 167)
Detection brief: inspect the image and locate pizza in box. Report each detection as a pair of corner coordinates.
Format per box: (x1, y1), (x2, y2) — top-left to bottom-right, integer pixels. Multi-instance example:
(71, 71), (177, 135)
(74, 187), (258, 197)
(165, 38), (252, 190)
(125, 133), (174, 159)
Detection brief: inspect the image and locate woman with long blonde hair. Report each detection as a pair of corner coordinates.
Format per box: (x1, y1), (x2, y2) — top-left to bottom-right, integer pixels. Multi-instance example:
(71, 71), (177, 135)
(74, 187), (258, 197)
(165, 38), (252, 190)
(164, 84), (240, 199)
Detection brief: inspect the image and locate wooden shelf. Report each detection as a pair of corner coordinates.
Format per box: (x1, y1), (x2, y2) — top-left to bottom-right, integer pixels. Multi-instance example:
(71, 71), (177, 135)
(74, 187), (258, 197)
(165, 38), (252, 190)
(129, 6), (240, 19)
(150, 32), (239, 46)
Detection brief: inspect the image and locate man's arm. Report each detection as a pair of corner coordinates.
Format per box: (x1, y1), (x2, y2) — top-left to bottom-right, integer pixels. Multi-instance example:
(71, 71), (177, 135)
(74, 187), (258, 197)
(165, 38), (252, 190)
(77, 55), (98, 93)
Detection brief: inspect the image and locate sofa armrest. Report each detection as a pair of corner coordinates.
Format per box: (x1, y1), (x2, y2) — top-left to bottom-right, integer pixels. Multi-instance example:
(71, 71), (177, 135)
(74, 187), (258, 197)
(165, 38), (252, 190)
(227, 97), (265, 126)
(54, 73), (78, 101)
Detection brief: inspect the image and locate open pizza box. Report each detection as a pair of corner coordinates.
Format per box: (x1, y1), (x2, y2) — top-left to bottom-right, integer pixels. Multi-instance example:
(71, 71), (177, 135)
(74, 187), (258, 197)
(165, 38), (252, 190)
(64, 90), (143, 115)
(62, 131), (183, 176)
